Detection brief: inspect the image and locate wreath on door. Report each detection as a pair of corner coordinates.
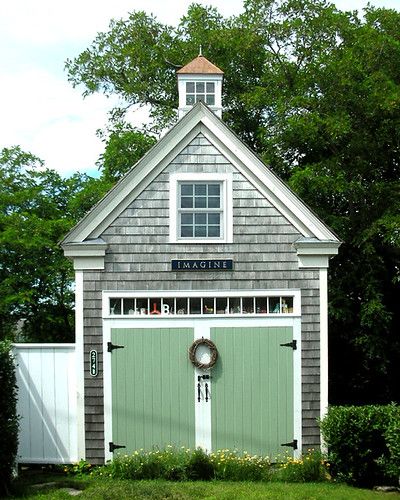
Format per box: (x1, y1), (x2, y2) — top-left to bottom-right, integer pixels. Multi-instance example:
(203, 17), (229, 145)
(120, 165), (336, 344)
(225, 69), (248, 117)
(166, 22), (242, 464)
(188, 338), (218, 369)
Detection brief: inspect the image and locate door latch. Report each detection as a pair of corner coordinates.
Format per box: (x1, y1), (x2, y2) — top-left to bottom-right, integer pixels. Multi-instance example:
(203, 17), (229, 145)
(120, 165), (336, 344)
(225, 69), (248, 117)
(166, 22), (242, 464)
(197, 375), (210, 402)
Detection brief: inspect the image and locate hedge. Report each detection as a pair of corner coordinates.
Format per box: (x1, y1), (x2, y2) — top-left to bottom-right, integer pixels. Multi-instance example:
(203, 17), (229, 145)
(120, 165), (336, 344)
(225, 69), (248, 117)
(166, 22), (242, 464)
(320, 404), (400, 487)
(0, 341), (19, 497)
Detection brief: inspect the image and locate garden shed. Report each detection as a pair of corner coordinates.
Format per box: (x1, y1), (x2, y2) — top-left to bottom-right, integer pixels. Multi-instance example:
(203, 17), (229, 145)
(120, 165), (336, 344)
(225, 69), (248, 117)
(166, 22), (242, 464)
(62, 55), (340, 464)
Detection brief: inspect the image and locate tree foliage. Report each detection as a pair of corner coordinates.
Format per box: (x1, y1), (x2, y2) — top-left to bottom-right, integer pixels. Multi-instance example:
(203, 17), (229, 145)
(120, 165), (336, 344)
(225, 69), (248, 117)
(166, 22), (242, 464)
(97, 123), (157, 183)
(0, 146), (106, 342)
(0, 341), (18, 497)
(66, 0), (400, 402)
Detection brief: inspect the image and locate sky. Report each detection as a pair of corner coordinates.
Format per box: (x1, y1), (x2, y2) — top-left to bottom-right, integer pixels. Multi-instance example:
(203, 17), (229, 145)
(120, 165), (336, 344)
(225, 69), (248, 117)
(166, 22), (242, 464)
(0, 0), (399, 178)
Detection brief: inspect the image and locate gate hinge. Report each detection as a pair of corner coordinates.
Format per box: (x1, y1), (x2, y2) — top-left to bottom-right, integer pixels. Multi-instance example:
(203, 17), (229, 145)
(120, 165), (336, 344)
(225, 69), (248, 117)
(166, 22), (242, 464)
(107, 342), (125, 353)
(281, 439), (298, 450)
(109, 442), (126, 453)
(280, 340), (297, 350)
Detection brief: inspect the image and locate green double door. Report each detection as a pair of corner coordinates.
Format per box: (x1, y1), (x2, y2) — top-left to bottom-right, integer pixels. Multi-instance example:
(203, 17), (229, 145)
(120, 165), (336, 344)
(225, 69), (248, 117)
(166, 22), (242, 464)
(110, 325), (294, 457)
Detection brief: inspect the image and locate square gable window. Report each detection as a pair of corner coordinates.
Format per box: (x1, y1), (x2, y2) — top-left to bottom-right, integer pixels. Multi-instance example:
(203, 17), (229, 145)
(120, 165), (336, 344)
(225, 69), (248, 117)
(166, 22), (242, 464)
(170, 173), (233, 243)
(186, 81), (215, 106)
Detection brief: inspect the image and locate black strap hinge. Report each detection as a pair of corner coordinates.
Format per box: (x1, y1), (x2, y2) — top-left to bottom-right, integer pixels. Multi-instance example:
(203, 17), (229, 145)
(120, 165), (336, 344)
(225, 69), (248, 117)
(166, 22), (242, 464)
(107, 342), (125, 353)
(281, 439), (298, 450)
(280, 340), (297, 350)
(109, 442), (126, 453)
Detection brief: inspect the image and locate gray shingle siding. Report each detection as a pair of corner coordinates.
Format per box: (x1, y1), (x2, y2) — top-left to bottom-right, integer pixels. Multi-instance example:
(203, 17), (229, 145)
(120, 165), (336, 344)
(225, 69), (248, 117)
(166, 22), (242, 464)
(82, 133), (321, 462)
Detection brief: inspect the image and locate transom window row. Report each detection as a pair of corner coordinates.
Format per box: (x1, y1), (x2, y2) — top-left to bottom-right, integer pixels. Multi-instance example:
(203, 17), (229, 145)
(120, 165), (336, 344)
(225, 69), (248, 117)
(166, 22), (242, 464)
(109, 296), (294, 316)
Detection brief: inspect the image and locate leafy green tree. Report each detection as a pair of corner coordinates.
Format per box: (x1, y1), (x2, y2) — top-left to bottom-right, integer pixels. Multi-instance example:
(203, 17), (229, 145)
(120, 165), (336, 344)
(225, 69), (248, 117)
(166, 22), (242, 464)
(66, 0), (400, 403)
(0, 146), (106, 342)
(0, 341), (18, 497)
(97, 122), (157, 183)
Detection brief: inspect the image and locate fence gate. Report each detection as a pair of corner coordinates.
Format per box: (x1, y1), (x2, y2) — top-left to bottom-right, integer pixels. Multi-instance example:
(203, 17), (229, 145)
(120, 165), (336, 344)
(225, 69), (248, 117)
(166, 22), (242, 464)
(14, 344), (77, 464)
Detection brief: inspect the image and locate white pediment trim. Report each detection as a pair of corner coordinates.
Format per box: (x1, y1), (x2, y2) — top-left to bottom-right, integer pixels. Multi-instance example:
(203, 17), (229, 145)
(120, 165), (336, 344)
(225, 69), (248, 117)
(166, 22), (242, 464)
(62, 102), (340, 246)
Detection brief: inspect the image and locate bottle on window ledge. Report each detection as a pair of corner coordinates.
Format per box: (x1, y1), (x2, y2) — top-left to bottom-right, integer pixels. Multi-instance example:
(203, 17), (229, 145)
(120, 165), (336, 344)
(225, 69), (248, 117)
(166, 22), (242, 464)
(150, 303), (161, 315)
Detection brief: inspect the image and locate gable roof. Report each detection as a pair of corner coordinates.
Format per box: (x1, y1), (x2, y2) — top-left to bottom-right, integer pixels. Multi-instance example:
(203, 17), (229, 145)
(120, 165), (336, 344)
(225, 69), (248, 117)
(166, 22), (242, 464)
(61, 102), (340, 247)
(176, 55), (224, 74)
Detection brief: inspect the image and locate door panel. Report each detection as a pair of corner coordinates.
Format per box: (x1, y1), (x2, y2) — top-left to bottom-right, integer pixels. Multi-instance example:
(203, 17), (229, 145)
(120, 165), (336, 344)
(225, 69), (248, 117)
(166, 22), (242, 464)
(210, 327), (293, 457)
(111, 328), (195, 453)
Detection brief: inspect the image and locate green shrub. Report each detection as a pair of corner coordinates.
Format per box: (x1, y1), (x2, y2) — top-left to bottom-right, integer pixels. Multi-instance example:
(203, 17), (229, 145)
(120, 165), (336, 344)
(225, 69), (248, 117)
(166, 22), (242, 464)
(320, 404), (400, 487)
(96, 447), (191, 481)
(0, 341), (19, 497)
(210, 450), (271, 481)
(63, 459), (93, 477)
(96, 447), (329, 483)
(272, 450), (329, 482)
(185, 448), (214, 481)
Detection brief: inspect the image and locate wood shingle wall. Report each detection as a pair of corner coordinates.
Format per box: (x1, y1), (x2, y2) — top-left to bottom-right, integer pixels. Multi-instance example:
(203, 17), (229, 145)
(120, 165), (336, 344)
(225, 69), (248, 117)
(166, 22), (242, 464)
(82, 133), (321, 463)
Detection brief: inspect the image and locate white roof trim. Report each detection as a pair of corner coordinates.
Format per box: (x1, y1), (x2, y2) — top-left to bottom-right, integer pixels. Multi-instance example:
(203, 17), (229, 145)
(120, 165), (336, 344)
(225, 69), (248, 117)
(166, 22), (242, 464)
(62, 102), (340, 244)
(62, 110), (204, 244)
(199, 117), (337, 240)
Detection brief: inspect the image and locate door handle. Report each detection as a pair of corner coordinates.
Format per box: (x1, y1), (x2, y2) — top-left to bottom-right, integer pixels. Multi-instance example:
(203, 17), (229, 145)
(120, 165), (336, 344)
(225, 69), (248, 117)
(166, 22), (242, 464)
(197, 376), (210, 403)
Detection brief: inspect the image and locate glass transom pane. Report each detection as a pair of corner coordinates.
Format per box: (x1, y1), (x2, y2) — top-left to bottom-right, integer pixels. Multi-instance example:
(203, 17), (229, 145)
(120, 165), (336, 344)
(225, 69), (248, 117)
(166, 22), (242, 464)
(208, 213), (220, 225)
(208, 225), (220, 237)
(110, 295), (295, 316)
(181, 225), (193, 237)
(196, 82), (205, 93)
(195, 184), (206, 195)
(206, 82), (215, 92)
(208, 184), (220, 196)
(206, 95), (215, 105)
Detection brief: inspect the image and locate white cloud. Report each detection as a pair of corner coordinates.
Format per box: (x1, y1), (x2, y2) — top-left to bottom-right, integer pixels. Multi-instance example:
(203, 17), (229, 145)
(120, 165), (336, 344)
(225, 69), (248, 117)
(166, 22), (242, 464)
(0, 0), (244, 176)
(0, 67), (109, 175)
(0, 0), (244, 45)
(0, 0), (398, 176)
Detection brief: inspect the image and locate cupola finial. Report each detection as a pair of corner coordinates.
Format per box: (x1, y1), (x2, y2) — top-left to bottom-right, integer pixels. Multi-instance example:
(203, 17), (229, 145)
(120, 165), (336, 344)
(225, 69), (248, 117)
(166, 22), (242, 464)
(199, 45), (202, 57)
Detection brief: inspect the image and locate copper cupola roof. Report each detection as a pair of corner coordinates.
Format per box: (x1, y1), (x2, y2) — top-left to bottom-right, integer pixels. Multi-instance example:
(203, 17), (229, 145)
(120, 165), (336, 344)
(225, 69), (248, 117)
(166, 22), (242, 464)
(177, 55), (224, 75)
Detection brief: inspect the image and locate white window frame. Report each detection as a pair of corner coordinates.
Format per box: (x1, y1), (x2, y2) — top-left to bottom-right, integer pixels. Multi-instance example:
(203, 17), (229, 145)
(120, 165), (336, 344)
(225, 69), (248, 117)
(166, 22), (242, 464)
(185, 81), (216, 106)
(102, 289), (301, 319)
(169, 173), (233, 243)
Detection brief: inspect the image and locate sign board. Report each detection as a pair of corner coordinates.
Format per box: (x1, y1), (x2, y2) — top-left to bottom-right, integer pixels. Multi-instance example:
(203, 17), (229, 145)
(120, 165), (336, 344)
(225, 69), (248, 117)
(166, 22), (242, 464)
(90, 350), (98, 377)
(172, 259), (233, 271)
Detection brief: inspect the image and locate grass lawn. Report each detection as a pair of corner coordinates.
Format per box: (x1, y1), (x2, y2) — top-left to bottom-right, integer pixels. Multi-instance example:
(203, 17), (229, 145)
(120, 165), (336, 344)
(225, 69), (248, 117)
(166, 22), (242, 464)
(9, 474), (400, 500)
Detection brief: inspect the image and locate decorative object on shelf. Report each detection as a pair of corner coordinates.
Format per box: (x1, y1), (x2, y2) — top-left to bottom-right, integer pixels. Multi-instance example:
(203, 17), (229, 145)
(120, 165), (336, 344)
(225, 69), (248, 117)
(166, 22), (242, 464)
(108, 294), (295, 316)
(272, 303), (280, 313)
(188, 338), (218, 370)
(150, 303), (161, 315)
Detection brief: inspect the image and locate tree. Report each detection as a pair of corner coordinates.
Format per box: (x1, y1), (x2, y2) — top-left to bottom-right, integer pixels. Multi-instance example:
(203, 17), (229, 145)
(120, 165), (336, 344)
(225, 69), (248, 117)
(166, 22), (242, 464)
(97, 122), (157, 183)
(66, 0), (400, 403)
(0, 341), (18, 497)
(0, 146), (106, 342)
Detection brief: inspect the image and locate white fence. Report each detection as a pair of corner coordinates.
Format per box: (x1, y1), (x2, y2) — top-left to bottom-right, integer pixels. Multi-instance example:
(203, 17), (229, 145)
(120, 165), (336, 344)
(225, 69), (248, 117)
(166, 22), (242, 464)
(13, 344), (78, 464)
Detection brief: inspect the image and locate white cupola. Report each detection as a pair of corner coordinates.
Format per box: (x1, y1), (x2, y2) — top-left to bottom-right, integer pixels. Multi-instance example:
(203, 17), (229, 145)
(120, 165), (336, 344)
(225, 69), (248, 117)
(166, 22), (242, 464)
(177, 54), (224, 119)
